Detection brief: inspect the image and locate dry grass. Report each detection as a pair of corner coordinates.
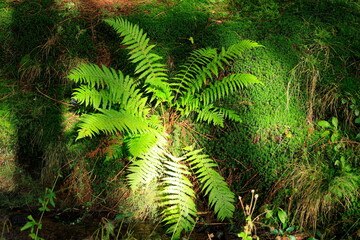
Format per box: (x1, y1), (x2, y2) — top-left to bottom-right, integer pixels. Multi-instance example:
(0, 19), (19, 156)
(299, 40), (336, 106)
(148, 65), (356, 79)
(105, 181), (160, 220)
(286, 159), (359, 230)
(58, 0), (156, 15)
(0, 160), (17, 192)
(61, 160), (93, 206)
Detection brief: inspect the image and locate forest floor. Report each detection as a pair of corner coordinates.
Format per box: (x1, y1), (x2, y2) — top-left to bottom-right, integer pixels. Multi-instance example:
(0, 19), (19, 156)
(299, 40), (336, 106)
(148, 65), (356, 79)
(0, 0), (359, 239)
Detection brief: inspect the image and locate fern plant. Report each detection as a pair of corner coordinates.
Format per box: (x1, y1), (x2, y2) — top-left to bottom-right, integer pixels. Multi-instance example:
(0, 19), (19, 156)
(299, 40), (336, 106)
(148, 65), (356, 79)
(68, 17), (262, 239)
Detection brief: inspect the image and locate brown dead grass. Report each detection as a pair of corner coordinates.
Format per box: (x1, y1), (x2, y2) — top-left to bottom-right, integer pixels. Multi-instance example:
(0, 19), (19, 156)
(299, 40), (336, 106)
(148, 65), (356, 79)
(60, 0), (155, 16)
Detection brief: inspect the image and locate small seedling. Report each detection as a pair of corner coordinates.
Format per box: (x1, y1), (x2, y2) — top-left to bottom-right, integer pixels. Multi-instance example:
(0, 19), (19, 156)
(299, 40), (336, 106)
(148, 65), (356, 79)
(265, 207), (296, 240)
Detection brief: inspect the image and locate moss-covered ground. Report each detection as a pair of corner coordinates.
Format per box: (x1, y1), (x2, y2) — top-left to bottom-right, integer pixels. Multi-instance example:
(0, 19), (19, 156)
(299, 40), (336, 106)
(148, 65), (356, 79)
(0, 0), (359, 239)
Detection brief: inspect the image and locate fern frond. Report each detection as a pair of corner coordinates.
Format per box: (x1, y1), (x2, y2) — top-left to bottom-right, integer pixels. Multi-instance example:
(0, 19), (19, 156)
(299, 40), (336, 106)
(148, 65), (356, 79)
(127, 134), (168, 190)
(124, 131), (160, 158)
(184, 146), (235, 221)
(76, 109), (150, 140)
(69, 63), (150, 117)
(68, 63), (114, 88)
(173, 41), (262, 115)
(221, 40), (263, 60)
(215, 107), (242, 123)
(161, 154), (197, 240)
(195, 105), (225, 127)
(73, 85), (112, 109)
(171, 48), (217, 94)
(104, 17), (172, 103)
(173, 41), (261, 97)
(199, 73), (261, 106)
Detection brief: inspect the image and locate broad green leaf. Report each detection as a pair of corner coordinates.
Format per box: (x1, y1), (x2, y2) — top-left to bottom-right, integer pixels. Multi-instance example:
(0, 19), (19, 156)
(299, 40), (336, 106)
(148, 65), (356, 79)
(317, 120), (331, 128)
(265, 210), (273, 219)
(355, 118), (360, 124)
(286, 226), (295, 232)
(331, 132), (339, 142)
(21, 221), (34, 231)
(29, 233), (37, 239)
(321, 130), (330, 137)
(331, 117), (338, 128)
(289, 236), (296, 240)
(277, 209), (287, 225)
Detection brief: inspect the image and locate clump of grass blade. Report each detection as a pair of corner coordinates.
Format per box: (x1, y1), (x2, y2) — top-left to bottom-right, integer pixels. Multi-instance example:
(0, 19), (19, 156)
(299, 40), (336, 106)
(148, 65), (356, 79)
(286, 157), (359, 231)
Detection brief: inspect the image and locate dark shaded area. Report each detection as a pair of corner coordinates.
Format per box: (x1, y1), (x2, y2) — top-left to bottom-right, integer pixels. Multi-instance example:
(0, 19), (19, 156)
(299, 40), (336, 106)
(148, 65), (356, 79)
(7, 0), (63, 179)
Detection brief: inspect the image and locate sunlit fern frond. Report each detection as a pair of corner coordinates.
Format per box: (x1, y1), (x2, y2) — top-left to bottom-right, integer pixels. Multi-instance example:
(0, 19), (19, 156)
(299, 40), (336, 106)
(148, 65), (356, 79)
(76, 109), (150, 140)
(73, 85), (113, 109)
(171, 48), (217, 94)
(69, 63), (150, 117)
(161, 154), (197, 240)
(173, 43), (262, 126)
(179, 73), (260, 126)
(127, 134), (168, 191)
(173, 40), (262, 101)
(198, 73), (261, 106)
(68, 63), (111, 88)
(193, 105), (243, 127)
(124, 131), (161, 158)
(195, 104), (225, 127)
(105, 17), (172, 103)
(215, 107), (243, 123)
(219, 40), (263, 61)
(184, 146), (235, 221)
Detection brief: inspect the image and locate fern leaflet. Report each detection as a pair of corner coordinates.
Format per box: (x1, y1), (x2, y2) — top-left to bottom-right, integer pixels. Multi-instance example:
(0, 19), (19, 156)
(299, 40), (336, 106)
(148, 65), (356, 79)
(76, 109), (150, 140)
(104, 17), (172, 103)
(161, 154), (197, 240)
(127, 135), (168, 191)
(184, 146), (235, 221)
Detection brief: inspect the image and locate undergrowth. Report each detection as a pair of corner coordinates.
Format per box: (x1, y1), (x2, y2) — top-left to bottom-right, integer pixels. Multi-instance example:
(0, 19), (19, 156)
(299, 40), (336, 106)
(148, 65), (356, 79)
(0, 0), (358, 239)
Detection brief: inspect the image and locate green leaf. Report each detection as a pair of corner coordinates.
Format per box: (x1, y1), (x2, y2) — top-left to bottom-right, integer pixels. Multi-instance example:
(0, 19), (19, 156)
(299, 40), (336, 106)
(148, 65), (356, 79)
(321, 130), (330, 137)
(27, 215), (36, 222)
(270, 229), (279, 234)
(355, 118), (360, 124)
(286, 226), (295, 232)
(331, 117), (338, 128)
(21, 221), (35, 231)
(29, 233), (37, 239)
(289, 236), (296, 240)
(277, 209), (287, 225)
(317, 120), (331, 128)
(330, 132), (339, 142)
(49, 198), (56, 208)
(265, 210), (273, 219)
(189, 37), (194, 44)
(355, 109), (359, 116)
(39, 207), (50, 212)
